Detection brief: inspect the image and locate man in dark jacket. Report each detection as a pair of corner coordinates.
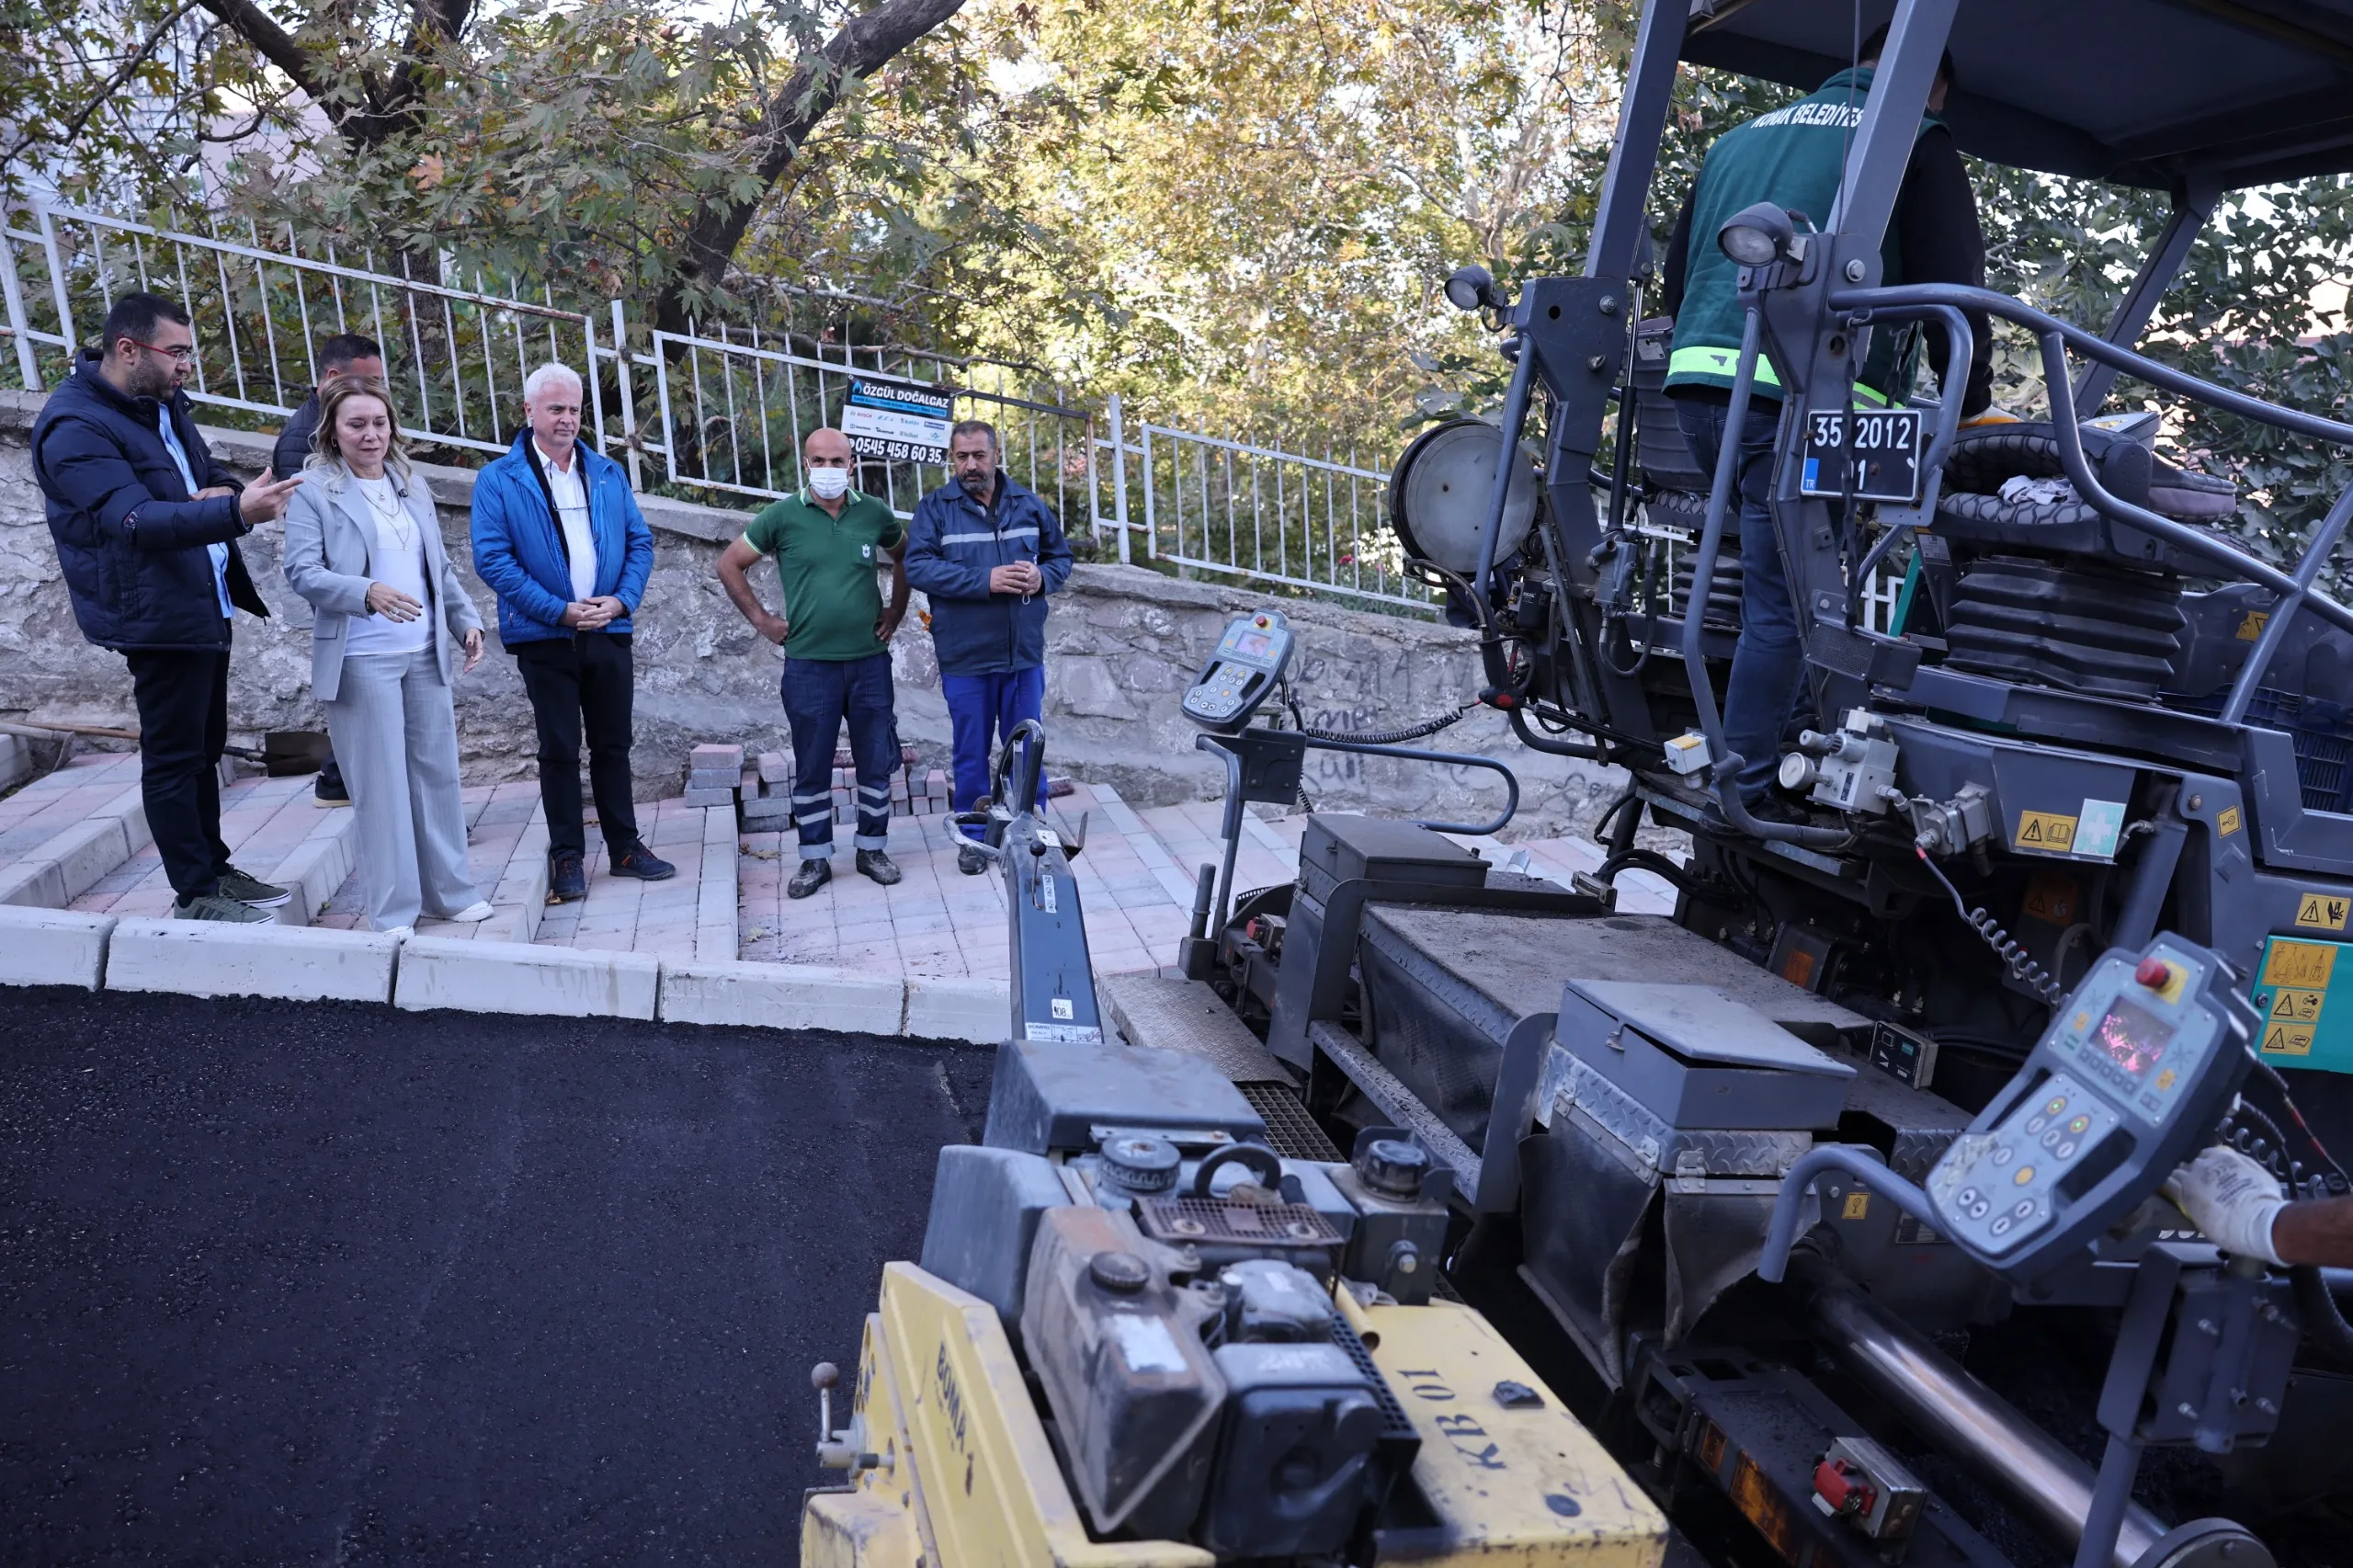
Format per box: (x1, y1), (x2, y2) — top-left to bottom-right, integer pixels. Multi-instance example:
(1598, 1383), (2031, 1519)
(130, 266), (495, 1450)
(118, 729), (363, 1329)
(1658, 28), (1994, 817)
(904, 420), (1074, 874)
(470, 362), (673, 903)
(31, 291), (307, 922)
(272, 330), (384, 808)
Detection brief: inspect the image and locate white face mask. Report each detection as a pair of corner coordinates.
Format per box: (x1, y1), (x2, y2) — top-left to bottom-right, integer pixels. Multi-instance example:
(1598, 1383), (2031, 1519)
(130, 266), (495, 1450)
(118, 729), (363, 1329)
(808, 466), (850, 500)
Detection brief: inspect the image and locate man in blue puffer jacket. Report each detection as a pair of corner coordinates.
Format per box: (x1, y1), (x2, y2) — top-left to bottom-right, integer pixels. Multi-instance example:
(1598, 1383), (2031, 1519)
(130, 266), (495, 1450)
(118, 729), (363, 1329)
(32, 291), (308, 923)
(904, 420), (1074, 875)
(470, 362), (673, 903)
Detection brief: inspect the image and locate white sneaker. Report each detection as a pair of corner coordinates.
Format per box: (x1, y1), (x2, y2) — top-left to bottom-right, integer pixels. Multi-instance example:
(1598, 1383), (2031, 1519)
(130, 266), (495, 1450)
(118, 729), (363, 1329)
(449, 901), (495, 923)
(380, 925), (415, 940)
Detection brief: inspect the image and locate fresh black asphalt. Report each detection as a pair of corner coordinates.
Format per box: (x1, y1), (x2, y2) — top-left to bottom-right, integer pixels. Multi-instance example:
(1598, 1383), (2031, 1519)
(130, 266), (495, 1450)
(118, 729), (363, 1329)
(0, 986), (995, 1565)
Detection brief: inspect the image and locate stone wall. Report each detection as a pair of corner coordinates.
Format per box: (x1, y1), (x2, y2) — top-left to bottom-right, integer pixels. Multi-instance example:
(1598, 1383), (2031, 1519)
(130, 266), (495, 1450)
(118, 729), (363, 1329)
(0, 391), (1627, 835)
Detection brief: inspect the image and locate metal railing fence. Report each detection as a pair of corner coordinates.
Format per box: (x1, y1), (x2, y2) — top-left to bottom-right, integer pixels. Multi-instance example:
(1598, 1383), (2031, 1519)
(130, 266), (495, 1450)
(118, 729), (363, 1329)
(646, 324), (1096, 523)
(1, 197), (1440, 609)
(0, 201), (619, 464)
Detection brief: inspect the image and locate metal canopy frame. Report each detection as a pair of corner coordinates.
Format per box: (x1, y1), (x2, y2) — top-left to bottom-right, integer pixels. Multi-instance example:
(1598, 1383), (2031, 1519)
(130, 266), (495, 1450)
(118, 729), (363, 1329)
(1461, 0), (2353, 854)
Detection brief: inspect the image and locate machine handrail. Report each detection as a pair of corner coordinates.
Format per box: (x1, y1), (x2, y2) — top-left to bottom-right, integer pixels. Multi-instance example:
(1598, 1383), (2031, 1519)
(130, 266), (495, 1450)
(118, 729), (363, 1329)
(1757, 1144), (1942, 1284)
(1829, 281), (2353, 690)
(1842, 301), (1974, 623)
(1830, 282), (2353, 444)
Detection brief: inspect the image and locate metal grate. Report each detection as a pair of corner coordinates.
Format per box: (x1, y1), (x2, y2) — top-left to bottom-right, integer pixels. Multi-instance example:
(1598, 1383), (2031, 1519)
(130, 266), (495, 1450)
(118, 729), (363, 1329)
(1239, 1081), (1345, 1162)
(1138, 1196), (1343, 1248)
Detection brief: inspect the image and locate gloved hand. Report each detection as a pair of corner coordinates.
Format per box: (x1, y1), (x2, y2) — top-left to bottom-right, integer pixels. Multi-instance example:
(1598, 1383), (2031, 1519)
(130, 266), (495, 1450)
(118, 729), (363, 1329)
(2163, 1145), (2288, 1265)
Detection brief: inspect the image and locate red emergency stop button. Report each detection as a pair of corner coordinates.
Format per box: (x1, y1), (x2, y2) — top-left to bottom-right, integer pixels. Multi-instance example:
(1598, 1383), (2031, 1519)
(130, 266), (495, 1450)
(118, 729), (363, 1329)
(2136, 957), (2171, 989)
(1813, 1456), (1874, 1518)
(1254, 615), (1269, 627)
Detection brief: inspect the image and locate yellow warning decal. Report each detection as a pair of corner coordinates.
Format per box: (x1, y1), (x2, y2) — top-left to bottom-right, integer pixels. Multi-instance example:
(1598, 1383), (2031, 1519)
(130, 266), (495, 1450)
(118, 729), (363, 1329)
(2014, 812), (2078, 852)
(2236, 610), (2269, 642)
(2217, 806), (2243, 836)
(2271, 987), (2326, 1024)
(2296, 893), (2350, 932)
(2262, 939), (2338, 992)
(2264, 1025), (2318, 1057)
(1842, 1191), (1870, 1221)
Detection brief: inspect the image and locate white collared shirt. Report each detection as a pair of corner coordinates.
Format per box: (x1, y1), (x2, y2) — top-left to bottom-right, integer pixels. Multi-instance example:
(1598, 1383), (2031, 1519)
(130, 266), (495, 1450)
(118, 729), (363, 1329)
(540, 445), (597, 602)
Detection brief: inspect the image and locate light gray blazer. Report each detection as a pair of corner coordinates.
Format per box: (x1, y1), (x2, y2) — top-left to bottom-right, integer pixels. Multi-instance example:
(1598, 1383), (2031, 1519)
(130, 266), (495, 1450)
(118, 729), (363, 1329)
(282, 464), (483, 702)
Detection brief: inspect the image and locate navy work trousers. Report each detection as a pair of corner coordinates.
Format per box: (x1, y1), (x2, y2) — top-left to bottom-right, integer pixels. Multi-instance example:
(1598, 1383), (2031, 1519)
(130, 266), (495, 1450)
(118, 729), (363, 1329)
(1675, 397), (1807, 803)
(782, 652), (896, 862)
(943, 666), (1046, 838)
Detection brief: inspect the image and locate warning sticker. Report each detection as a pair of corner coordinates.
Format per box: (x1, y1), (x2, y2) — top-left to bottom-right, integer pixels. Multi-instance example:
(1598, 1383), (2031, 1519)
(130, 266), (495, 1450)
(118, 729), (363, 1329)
(2296, 893), (2350, 932)
(2264, 1025), (2318, 1058)
(2262, 939), (2338, 992)
(2021, 872), (2078, 926)
(1841, 1191), (1870, 1221)
(2013, 812), (2078, 853)
(2237, 610), (2270, 642)
(2217, 806), (2243, 836)
(2271, 987), (2326, 1024)
(2075, 800), (2125, 859)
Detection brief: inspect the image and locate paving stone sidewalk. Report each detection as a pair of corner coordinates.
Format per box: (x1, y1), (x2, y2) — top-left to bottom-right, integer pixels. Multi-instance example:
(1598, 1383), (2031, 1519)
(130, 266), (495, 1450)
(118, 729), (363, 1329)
(738, 780), (1677, 980)
(12, 752), (1676, 983)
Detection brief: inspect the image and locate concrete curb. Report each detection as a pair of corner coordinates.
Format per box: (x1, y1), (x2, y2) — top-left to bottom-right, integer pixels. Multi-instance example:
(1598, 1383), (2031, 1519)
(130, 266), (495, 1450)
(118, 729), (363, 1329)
(658, 959), (904, 1033)
(695, 806), (738, 963)
(0, 784), (149, 909)
(270, 809), (358, 927)
(0, 904), (116, 990)
(394, 934), (659, 1020)
(904, 975), (1012, 1044)
(108, 917), (401, 1003)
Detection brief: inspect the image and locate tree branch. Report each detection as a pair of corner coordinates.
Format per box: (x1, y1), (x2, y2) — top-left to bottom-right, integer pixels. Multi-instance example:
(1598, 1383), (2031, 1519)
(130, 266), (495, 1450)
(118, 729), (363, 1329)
(652, 0), (969, 337)
(4, 0), (209, 171)
(194, 0), (329, 104)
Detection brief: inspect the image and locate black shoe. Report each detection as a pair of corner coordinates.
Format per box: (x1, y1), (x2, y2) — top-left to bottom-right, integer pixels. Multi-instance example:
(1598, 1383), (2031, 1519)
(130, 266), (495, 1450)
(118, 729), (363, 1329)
(610, 843), (676, 881)
(789, 858), (832, 899)
(548, 848), (587, 903)
(857, 848), (902, 886)
(313, 772), (349, 807)
(216, 866), (293, 907)
(957, 843), (989, 876)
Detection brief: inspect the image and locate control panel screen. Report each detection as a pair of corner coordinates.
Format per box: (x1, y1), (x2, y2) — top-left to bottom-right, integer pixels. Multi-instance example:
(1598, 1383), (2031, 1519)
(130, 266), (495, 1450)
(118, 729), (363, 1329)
(2094, 996), (2176, 1081)
(1230, 630), (1276, 660)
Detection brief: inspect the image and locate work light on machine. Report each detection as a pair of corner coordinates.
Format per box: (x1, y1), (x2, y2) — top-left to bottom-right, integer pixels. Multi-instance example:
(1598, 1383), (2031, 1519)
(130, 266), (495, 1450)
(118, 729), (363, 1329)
(1718, 201), (1800, 267)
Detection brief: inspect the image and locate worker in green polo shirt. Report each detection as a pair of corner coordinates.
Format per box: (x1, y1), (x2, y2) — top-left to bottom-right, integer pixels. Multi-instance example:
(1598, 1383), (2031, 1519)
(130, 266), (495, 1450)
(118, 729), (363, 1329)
(718, 426), (909, 897)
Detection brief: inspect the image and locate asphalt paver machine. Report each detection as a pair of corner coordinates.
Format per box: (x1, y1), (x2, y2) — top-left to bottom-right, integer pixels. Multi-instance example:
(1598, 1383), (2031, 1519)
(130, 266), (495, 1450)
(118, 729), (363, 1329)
(805, 4), (2353, 1565)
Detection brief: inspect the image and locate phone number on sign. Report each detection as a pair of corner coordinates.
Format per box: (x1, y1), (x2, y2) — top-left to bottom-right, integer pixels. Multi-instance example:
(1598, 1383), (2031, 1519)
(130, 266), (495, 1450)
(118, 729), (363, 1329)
(852, 437), (946, 464)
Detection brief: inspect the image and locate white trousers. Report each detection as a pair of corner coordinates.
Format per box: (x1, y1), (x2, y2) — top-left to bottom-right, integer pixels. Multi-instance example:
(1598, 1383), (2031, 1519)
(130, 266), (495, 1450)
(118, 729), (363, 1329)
(324, 649), (482, 930)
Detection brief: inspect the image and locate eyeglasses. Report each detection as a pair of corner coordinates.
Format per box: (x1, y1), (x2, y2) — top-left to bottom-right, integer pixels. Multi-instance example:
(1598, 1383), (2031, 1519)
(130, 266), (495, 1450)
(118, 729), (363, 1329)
(125, 336), (198, 365)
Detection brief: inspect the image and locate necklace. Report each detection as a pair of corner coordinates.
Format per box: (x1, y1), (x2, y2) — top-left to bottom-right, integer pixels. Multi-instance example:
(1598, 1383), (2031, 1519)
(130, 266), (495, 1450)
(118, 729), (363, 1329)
(358, 473), (415, 549)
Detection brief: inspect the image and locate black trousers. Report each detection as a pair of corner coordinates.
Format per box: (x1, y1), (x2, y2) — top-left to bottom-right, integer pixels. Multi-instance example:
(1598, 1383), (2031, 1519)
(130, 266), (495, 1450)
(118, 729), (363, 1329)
(513, 632), (639, 858)
(124, 643), (233, 901)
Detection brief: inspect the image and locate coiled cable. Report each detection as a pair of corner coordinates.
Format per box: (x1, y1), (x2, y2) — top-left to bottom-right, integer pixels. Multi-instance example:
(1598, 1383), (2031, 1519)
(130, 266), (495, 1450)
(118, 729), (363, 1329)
(1914, 846), (2065, 1006)
(1287, 697), (1480, 746)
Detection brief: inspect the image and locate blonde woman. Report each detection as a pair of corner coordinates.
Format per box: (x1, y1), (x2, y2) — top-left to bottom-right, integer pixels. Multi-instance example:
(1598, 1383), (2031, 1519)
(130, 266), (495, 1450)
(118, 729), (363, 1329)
(282, 377), (493, 937)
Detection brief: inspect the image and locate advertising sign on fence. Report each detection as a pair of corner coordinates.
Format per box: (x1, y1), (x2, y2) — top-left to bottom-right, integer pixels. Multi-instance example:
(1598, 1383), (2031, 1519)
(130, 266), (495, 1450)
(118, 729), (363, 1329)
(841, 375), (954, 465)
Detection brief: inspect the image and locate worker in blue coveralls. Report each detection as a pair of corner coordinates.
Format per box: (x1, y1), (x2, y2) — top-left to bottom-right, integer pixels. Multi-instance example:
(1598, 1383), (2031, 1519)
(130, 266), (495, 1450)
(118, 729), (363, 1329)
(904, 419), (1074, 875)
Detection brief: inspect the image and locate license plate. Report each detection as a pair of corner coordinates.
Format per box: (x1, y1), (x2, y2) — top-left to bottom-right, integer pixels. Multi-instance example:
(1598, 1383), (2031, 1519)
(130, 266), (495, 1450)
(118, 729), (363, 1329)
(1800, 408), (1924, 505)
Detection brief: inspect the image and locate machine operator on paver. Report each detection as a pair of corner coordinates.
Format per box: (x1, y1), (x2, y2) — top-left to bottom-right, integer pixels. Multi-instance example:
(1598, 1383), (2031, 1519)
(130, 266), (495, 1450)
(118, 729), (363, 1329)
(803, 3), (2353, 1565)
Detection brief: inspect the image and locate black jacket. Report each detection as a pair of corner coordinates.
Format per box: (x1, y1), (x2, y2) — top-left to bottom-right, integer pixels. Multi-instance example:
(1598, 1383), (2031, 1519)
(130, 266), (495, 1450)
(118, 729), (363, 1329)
(1660, 121), (1994, 416)
(272, 390), (322, 478)
(31, 352), (268, 652)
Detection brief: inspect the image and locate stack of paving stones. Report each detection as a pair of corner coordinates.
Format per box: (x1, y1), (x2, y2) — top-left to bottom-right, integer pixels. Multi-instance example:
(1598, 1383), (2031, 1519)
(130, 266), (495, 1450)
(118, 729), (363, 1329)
(682, 744), (745, 809)
(690, 741), (948, 824)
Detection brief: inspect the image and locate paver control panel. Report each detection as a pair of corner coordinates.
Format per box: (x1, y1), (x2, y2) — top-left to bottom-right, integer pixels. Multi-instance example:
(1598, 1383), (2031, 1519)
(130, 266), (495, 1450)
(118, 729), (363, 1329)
(1927, 935), (2256, 1275)
(1182, 609), (1295, 732)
